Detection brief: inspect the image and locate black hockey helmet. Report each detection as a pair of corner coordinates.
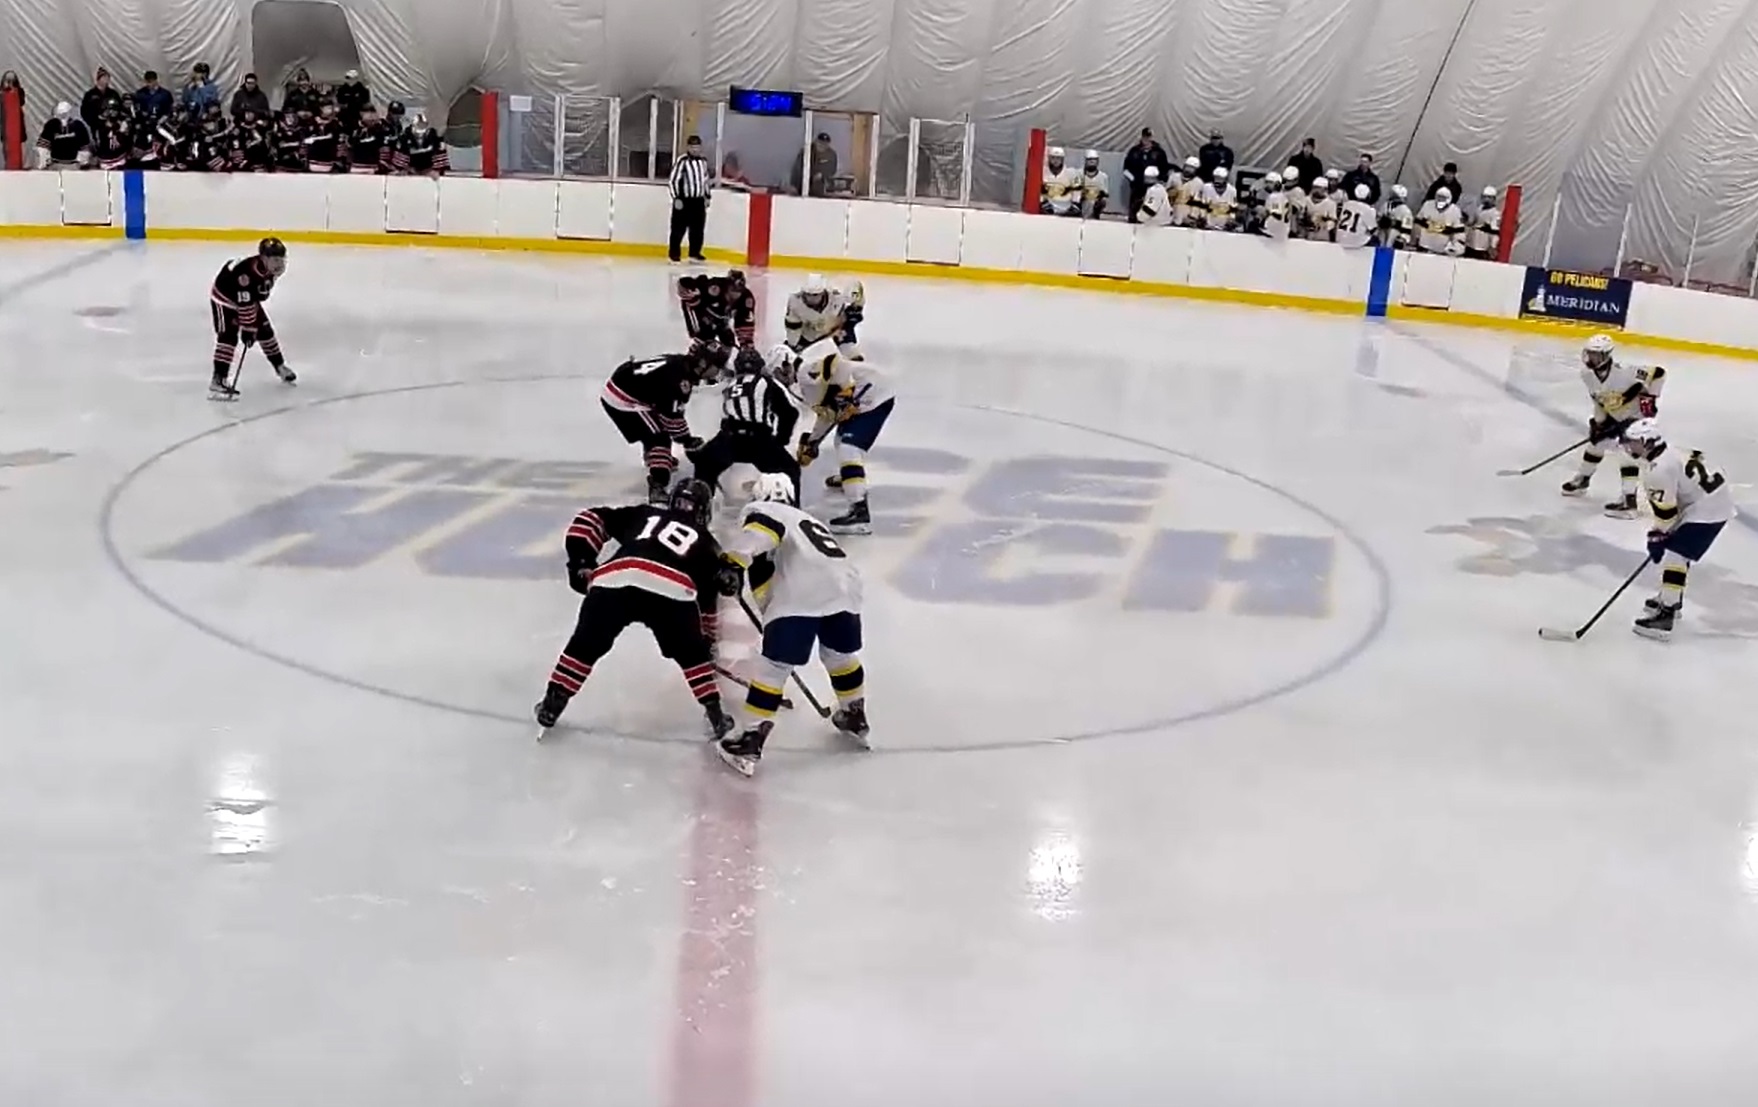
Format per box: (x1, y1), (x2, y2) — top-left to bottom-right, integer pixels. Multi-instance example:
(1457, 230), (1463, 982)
(692, 339), (730, 378)
(732, 345), (764, 376)
(258, 236), (288, 276)
(726, 268), (747, 289)
(668, 478), (713, 528)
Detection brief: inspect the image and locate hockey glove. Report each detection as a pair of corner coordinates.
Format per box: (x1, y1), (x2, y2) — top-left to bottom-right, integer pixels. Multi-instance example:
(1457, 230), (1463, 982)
(796, 434), (821, 465)
(1588, 416), (1619, 445)
(678, 434), (705, 454)
(1646, 529), (1669, 564)
(713, 556), (744, 597)
(1639, 394), (1658, 418)
(567, 558), (595, 595)
(240, 329), (258, 348)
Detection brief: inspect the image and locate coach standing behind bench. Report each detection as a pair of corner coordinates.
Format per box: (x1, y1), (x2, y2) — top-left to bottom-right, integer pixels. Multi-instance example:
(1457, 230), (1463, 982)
(668, 134), (712, 264)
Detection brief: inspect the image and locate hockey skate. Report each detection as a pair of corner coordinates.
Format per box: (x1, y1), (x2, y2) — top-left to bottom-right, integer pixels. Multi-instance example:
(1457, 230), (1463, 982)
(273, 363), (297, 385)
(717, 721), (771, 777)
(828, 499), (871, 535)
(1633, 604), (1677, 641)
(533, 687), (569, 740)
(831, 698), (870, 750)
(704, 702), (735, 742)
(1643, 596), (1684, 622)
(824, 473), (843, 490)
(1560, 475), (1590, 497)
(208, 376), (239, 402)
(647, 476), (672, 505)
(1603, 492), (1640, 520)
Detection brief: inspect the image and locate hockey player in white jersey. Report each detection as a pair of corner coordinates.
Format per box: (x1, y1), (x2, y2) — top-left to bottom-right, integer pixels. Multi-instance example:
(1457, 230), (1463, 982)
(1562, 333), (1666, 518)
(716, 473), (870, 775)
(1302, 177), (1337, 240)
(1466, 186), (1501, 260)
(1137, 165), (1172, 227)
(1258, 171), (1291, 240)
(1198, 166), (1238, 231)
(1334, 183), (1378, 248)
(1380, 184), (1415, 248)
(1172, 157), (1204, 226)
(784, 274), (863, 356)
(1619, 420), (1734, 639)
(777, 338), (896, 534)
(1416, 187), (1465, 255)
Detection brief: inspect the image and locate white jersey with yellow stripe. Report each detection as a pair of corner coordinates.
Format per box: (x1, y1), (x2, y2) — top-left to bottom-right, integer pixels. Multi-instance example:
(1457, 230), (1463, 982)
(1644, 445), (1734, 530)
(728, 500), (864, 620)
(798, 339), (894, 436)
(1582, 359), (1665, 422)
(784, 290), (849, 350)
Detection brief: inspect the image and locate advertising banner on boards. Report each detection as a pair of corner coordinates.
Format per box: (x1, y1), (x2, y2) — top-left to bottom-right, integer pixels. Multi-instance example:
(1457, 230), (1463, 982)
(1520, 267), (1632, 328)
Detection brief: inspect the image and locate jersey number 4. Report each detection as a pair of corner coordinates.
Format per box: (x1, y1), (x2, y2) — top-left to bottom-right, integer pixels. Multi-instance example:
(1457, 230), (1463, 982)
(637, 515), (701, 555)
(1686, 452), (1726, 494)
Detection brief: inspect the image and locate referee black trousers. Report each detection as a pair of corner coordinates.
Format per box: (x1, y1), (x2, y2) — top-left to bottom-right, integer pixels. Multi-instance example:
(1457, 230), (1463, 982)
(669, 197), (708, 262)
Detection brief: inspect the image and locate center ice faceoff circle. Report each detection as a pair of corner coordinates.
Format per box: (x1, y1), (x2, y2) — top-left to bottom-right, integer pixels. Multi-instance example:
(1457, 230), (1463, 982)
(105, 376), (1388, 752)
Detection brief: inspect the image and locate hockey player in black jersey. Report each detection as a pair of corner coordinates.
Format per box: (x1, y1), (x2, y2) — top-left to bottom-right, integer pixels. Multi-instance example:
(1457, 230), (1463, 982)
(687, 345), (802, 501)
(677, 269), (756, 349)
(599, 347), (717, 502)
(35, 102), (92, 169)
(208, 238), (294, 400)
(348, 105), (392, 174)
(534, 479), (742, 741)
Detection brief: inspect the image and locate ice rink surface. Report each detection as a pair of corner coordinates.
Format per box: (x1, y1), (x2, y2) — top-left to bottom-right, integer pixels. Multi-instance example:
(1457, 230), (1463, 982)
(4, 239), (1758, 1106)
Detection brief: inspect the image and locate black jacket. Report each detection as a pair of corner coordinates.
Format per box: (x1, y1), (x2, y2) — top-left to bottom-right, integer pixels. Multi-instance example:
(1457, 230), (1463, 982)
(230, 86), (271, 121)
(1197, 140), (1235, 180)
(1425, 174), (1464, 203)
(79, 86), (124, 131)
(335, 81), (372, 122)
(1123, 141), (1170, 187)
(1287, 151), (1323, 190)
(1340, 167), (1381, 205)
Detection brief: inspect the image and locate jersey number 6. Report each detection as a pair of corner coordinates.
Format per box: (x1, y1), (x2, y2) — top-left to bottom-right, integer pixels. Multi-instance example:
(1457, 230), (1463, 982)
(798, 517), (847, 559)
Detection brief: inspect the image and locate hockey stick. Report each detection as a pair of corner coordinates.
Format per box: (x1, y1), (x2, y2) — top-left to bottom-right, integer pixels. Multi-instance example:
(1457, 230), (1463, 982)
(713, 663), (795, 711)
(1498, 437), (1590, 477)
(1538, 557), (1650, 642)
(735, 593), (834, 718)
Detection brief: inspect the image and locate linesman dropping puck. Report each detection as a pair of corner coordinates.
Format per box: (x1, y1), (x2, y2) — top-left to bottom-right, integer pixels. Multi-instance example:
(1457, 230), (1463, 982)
(668, 134), (712, 263)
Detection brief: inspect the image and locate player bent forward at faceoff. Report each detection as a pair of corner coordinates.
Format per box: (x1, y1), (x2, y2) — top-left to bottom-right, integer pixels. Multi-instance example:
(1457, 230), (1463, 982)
(1563, 334), (1666, 519)
(208, 237), (296, 400)
(600, 346), (721, 503)
(776, 339), (896, 534)
(716, 473), (870, 776)
(534, 480), (743, 740)
(1620, 419), (1734, 640)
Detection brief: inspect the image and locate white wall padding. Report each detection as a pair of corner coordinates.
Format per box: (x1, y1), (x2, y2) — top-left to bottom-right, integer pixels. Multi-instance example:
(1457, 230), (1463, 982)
(6, 1), (1758, 281)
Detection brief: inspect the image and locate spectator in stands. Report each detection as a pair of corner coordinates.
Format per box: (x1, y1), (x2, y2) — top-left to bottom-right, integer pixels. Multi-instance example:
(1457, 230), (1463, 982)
(718, 152), (753, 191)
(1122, 127), (1170, 223)
(1198, 130), (1234, 180)
(80, 68), (124, 132)
(1340, 152), (1381, 205)
(1425, 161), (1463, 203)
(282, 69), (319, 117)
(335, 69), (371, 128)
(230, 73), (270, 123)
(180, 63), (219, 119)
(791, 131), (837, 197)
(1287, 138), (1322, 193)
(133, 70), (173, 124)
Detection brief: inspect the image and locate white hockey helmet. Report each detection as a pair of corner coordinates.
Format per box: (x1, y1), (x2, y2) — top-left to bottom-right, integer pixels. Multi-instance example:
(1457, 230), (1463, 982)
(797, 338), (840, 378)
(1326, 168), (1343, 183)
(749, 472), (796, 505)
(801, 273), (829, 307)
(1354, 183), (1371, 201)
(1311, 176), (1328, 191)
(1265, 169), (1283, 186)
(54, 100), (71, 119)
(1621, 417), (1665, 457)
(1482, 185), (1498, 200)
(1391, 183), (1409, 201)
(1582, 333), (1615, 371)
(1144, 165), (1159, 180)
(1047, 145), (1065, 159)
(1284, 164), (1302, 182)
(1436, 186), (1453, 204)
(1185, 155), (1200, 171)
(764, 342), (799, 384)
(1212, 166), (1228, 181)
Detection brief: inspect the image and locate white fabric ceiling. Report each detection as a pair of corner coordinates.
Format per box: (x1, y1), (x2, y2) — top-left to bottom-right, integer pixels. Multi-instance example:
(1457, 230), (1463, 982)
(3, 0), (1756, 284)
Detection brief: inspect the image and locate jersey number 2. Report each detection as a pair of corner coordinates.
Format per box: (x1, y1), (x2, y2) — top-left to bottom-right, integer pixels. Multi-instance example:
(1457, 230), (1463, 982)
(798, 518), (847, 559)
(637, 515), (700, 555)
(1686, 452), (1726, 494)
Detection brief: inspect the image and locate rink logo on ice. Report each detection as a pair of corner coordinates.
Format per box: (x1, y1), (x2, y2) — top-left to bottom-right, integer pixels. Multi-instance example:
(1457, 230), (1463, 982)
(1432, 514), (1758, 637)
(149, 449), (1339, 619)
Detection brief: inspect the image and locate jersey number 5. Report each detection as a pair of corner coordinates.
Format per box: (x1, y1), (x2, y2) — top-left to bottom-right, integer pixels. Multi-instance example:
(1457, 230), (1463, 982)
(637, 515), (700, 555)
(1685, 452), (1726, 494)
(798, 518), (847, 559)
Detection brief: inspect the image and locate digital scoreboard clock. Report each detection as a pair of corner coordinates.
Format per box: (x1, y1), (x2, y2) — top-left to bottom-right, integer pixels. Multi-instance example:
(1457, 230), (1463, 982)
(729, 87), (803, 117)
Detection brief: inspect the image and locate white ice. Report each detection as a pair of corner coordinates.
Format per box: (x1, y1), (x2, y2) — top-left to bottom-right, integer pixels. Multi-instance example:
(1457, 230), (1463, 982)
(4, 239), (1758, 1106)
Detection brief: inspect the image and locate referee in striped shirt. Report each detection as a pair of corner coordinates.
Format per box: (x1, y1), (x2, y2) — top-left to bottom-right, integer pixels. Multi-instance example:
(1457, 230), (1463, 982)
(668, 134), (712, 263)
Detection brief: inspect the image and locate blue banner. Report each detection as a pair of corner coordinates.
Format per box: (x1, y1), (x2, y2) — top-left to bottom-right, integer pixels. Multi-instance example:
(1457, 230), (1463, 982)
(1520, 267), (1631, 328)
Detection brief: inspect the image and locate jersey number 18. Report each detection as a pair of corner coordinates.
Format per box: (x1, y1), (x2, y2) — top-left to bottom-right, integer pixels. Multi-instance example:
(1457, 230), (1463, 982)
(637, 515), (701, 555)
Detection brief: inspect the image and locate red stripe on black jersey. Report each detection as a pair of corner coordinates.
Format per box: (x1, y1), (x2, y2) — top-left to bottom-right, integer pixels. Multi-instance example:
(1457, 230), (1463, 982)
(590, 556), (697, 595)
